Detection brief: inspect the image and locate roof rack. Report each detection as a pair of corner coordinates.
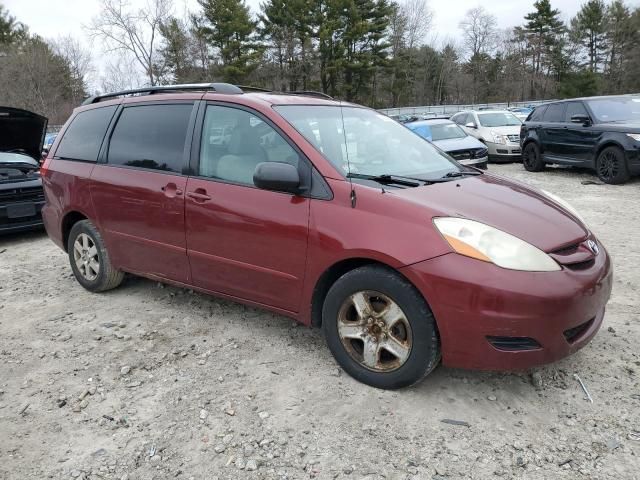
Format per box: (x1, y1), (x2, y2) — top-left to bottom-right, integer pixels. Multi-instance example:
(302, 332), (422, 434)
(288, 90), (333, 100)
(82, 82), (243, 105)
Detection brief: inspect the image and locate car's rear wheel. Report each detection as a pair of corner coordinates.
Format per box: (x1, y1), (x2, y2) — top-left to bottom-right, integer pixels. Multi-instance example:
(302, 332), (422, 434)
(67, 220), (124, 292)
(596, 146), (630, 184)
(322, 265), (440, 389)
(523, 142), (545, 172)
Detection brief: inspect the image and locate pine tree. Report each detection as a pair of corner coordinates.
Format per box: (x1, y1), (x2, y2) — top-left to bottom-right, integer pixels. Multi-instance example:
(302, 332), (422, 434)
(571, 0), (608, 72)
(197, 0), (263, 83)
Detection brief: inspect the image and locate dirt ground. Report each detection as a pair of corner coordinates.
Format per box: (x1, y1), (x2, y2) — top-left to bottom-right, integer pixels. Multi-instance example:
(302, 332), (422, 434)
(1, 163), (639, 480)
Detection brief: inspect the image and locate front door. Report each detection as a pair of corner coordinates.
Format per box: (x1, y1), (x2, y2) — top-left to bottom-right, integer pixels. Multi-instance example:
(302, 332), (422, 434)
(90, 102), (195, 283)
(185, 104), (310, 312)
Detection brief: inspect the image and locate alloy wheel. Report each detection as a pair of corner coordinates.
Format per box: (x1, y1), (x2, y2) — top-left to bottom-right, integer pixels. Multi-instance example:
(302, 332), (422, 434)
(523, 145), (536, 168)
(337, 290), (412, 372)
(73, 233), (100, 281)
(598, 150), (619, 181)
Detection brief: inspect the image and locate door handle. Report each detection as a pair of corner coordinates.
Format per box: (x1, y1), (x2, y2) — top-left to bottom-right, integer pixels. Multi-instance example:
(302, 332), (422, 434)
(187, 189), (212, 202)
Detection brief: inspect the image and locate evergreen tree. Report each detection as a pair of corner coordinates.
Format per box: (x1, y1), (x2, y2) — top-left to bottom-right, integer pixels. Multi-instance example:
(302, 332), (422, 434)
(197, 0), (263, 83)
(571, 0), (608, 72)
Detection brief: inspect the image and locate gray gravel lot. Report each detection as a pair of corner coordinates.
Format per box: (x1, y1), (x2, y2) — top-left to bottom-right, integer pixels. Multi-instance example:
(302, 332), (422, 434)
(0, 163), (639, 480)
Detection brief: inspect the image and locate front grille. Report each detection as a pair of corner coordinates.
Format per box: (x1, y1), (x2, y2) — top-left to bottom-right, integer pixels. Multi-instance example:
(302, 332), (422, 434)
(487, 336), (542, 351)
(507, 134), (520, 143)
(0, 186), (44, 204)
(563, 317), (595, 343)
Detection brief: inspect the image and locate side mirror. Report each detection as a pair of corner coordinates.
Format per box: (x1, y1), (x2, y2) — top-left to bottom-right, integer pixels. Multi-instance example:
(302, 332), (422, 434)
(253, 162), (301, 194)
(571, 114), (591, 125)
(465, 122), (477, 129)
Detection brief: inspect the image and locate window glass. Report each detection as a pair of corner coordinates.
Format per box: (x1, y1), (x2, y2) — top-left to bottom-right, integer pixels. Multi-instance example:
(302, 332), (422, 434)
(55, 106), (117, 161)
(275, 105), (458, 179)
(108, 104), (192, 173)
(543, 103), (565, 123)
(430, 123), (467, 140)
(199, 105), (300, 185)
(564, 102), (589, 122)
(477, 112), (521, 127)
(528, 105), (547, 122)
(586, 97), (640, 122)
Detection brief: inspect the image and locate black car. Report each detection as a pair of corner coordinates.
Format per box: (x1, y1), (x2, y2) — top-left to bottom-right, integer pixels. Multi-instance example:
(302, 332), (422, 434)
(520, 95), (640, 184)
(0, 107), (48, 233)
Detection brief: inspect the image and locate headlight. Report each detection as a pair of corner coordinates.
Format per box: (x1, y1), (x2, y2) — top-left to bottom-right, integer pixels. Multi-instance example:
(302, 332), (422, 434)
(433, 217), (560, 272)
(541, 190), (586, 225)
(626, 133), (640, 142)
(490, 131), (506, 144)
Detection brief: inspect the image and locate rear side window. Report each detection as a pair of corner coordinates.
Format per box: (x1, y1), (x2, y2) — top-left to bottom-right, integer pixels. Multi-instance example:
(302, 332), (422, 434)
(543, 103), (565, 123)
(55, 106), (117, 161)
(565, 102), (589, 122)
(107, 104), (193, 173)
(528, 105), (547, 122)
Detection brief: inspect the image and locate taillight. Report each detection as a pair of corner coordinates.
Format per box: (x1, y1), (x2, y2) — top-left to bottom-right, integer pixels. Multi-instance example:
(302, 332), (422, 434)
(40, 156), (53, 176)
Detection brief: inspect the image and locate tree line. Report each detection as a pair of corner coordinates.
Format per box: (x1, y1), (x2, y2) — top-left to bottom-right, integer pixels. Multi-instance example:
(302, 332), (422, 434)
(1, 0), (639, 123)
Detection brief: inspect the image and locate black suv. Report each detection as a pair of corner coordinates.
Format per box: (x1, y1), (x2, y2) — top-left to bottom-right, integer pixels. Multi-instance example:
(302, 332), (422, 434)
(520, 95), (640, 184)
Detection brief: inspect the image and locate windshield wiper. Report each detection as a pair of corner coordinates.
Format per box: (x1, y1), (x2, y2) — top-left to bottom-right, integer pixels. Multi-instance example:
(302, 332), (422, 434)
(441, 170), (482, 178)
(347, 173), (423, 187)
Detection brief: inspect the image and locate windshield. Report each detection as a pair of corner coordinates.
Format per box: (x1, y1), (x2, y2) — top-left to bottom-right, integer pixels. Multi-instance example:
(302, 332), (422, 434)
(477, 112), (522, 127)
(275, 105), (460, 179)
(586, 97), (640, 123)
(430, 123), (467, 141)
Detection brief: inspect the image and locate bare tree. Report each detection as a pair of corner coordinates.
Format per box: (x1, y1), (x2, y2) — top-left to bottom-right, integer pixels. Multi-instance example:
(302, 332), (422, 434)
(87, 0), (172, 86)
(100, 55), (142, 93)
(401, 0), (433, 49)
(459, 6), (497, 58)
(52, 35), (94, 103)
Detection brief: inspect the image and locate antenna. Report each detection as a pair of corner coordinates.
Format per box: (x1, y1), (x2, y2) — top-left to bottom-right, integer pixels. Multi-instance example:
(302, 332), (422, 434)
(338, 101), (356, 208)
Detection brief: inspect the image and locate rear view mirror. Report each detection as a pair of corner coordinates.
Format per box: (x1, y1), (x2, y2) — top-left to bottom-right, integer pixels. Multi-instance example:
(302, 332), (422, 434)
(253, 162), (301, 194)
(571, 114), (591, 125)
(465, 122), (477, 129)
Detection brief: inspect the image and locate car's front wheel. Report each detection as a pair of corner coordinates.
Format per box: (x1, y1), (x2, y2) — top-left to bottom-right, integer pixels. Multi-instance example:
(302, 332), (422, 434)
(596, 146), (630, 184)
(67, 220), (124, 292)
(322, 265), (440, 389)
(522, 142), (545, 172)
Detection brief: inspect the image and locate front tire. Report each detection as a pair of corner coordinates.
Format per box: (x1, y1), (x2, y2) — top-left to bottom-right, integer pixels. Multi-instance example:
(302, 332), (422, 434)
(322, 265), (440, 389)
(67, 220), (124, 292)
(523, 142), (545, 172)
(596, 146), (630, 184)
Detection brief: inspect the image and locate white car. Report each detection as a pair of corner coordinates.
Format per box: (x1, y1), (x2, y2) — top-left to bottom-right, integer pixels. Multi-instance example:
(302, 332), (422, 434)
(450, 110), (523, 162)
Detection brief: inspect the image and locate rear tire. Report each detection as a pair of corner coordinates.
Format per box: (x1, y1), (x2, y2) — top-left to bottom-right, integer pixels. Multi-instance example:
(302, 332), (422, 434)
(523, 142), (545, 172)
(322, 265), (440, 389)
(67, 220), (124, 292)
(596, 146), (630, 184)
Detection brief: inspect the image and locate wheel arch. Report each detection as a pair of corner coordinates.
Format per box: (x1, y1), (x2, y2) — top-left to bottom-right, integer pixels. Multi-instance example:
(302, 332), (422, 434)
(310, 258), (436, 330)
(595, 140), (626, 159)
(61, 210), (89, 252)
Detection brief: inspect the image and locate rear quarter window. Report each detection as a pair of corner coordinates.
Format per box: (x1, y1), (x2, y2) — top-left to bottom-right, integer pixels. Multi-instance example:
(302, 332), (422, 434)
(55, 106), (117, 161)
(527, 105), (547, 122)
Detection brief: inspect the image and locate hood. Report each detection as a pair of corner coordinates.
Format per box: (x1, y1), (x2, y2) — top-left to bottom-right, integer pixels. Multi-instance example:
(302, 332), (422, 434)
(0, 106), (48, 161)
(432, 135), (485, 152)
(393, 173), (588, 252)
(480, 125), (521, 135)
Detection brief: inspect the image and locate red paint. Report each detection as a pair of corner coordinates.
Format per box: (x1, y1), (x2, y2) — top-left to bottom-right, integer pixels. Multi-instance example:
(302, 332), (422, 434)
(41, 91), (612, 372)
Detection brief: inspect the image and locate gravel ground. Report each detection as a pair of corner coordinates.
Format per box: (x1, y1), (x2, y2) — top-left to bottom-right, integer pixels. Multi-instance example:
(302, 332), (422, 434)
(1, 163), (639, 480)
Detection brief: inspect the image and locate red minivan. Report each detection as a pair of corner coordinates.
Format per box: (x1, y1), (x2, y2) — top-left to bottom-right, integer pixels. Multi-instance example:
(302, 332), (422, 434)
(41, 83), (613, 389)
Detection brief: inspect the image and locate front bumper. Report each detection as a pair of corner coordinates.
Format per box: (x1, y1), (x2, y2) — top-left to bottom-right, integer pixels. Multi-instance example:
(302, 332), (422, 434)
(486, 141), (521, 162)
(401, 241), (613, 371)
(0, 179), (45, 234)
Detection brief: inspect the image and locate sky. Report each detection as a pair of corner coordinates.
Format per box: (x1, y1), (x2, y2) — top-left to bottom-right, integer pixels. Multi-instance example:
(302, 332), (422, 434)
(4, 0), (640, 86)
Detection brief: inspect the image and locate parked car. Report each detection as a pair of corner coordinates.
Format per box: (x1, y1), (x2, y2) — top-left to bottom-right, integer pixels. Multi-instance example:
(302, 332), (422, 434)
(0, 106), (47, 233)
(520, 95), (640, 184)
(451, 110), (523, 162)
(405, 119), (488, 169)
(42, 83), (612, 389)
(508, 107), (533, 121)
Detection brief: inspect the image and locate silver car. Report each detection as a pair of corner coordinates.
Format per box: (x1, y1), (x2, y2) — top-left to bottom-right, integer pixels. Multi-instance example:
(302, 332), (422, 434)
(450, 110), (523, 162)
